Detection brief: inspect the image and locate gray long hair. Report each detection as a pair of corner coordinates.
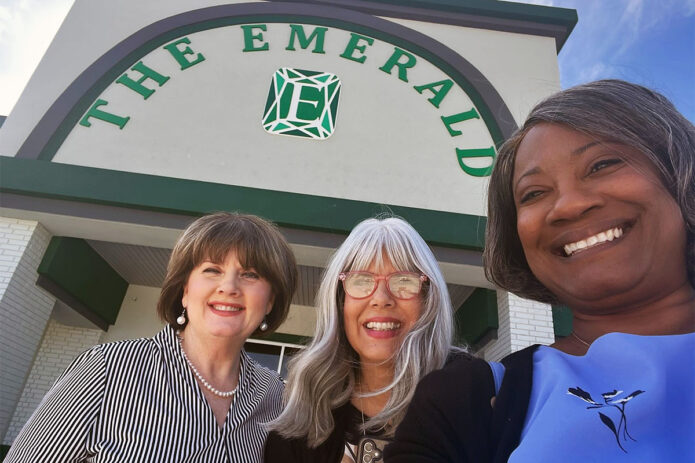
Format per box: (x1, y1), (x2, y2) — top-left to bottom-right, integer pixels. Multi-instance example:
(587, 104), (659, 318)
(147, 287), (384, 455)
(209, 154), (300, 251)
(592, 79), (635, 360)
(485, 79), (695, 303)
(268, 216), (456, 446)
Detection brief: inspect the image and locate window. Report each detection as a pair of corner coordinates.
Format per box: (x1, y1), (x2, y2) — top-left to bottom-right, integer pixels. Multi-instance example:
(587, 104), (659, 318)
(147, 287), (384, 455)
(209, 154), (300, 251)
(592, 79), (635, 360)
(244, 339), (304, 378)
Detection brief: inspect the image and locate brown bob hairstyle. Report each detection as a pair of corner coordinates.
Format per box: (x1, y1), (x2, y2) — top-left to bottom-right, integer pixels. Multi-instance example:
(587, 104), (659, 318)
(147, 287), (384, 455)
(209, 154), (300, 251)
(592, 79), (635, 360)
(157, 212), (298, 335)
(484, 79), (695, 304)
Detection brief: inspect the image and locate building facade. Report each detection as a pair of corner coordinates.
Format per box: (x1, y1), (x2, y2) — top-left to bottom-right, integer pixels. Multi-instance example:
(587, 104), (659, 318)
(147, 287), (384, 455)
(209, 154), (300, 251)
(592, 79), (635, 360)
(0, 0), (576, 447)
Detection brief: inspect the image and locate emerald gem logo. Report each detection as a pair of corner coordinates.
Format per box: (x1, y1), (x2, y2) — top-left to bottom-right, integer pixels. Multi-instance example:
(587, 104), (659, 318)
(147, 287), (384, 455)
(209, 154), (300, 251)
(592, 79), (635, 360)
(262, 68), (341, 139)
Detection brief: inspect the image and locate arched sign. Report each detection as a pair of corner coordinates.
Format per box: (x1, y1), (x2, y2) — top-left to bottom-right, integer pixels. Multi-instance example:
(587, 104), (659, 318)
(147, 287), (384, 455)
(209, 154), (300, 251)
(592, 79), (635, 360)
(18, 3), (516, 217)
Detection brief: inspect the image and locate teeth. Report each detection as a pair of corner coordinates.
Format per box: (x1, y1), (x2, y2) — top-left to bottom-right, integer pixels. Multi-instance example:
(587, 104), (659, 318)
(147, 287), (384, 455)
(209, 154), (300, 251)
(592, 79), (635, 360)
(212, 305), (242, 311)
(563, 227), (624, 256)
(365, 321), (401, 331)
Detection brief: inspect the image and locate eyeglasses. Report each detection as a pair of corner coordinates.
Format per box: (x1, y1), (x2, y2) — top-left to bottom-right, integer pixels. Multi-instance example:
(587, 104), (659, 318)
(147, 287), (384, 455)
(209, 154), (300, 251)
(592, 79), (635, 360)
(338, 271), (428, 300)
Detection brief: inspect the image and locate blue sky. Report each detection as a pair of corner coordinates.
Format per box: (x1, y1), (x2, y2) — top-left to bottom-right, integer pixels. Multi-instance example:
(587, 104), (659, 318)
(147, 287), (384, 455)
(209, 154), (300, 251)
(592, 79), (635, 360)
(1, 0), (693, 122)
(520, 0), (695, 122)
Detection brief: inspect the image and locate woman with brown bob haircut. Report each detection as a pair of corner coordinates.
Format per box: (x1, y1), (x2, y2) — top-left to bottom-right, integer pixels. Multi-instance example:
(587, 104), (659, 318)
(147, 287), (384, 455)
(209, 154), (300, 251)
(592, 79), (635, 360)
(7, 212), (298, 462)
(386, 80), (694, 462)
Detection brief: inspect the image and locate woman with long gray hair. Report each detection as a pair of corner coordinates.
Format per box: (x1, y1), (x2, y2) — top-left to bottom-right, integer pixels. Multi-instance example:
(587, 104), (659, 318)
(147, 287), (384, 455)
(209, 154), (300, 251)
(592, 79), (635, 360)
(264, 216), (460, 462)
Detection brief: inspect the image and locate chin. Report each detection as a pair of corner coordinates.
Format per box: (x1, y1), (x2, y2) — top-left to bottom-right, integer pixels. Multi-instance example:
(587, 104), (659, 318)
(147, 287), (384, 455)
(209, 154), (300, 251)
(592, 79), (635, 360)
(361, 352), (398, 367)
(205, 324), (246, 339)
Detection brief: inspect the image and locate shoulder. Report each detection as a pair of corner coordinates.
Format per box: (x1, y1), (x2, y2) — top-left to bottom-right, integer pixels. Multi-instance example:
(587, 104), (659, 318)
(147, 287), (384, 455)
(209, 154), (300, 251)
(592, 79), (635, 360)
(93, 334), (164, 372)
(422, 351), (493, 394)
(69, 328), (177, 382)
(240, 351), (284, 415)
(97, 336), (160, 358)
(243, 352), (284, 390)
(410, 352), (497, 432)
(407, 352), (496, 430)
(500, 344), (539, 368)
(386, 354), (495, 462)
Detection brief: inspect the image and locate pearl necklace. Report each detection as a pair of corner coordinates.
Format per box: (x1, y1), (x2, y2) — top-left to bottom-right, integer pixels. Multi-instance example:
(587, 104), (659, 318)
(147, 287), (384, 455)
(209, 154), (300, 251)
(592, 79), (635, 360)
(177, 335), (238, 398)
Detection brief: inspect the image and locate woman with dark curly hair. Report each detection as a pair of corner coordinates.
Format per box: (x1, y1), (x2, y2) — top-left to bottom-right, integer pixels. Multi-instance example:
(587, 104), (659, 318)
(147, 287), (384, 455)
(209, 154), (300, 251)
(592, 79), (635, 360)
(386, 80), (695, 462)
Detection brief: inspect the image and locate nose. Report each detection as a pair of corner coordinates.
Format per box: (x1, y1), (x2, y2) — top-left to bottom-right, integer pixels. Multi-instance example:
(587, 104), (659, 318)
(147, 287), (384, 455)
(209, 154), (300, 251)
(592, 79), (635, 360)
(546, 182), (603, 224)
(217, 273), (240, 294)
(370, 279), (395, 308)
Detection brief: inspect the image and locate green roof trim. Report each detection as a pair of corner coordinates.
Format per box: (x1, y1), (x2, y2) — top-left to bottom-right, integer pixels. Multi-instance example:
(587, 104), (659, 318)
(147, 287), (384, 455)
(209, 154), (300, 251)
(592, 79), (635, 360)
(37, 237), (128, 329)
(353, 0), (578, 49)
(0, 156), (487, 250)
(552, 304), (573, 337)
(454, 287), (499, 345)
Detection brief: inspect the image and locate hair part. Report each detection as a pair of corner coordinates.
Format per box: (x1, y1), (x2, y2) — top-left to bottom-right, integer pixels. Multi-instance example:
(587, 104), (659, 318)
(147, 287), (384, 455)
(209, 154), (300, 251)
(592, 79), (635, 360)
(157, 212), (298, 334)
(484, 79), (695, 302)
(268, 216), (460, 446)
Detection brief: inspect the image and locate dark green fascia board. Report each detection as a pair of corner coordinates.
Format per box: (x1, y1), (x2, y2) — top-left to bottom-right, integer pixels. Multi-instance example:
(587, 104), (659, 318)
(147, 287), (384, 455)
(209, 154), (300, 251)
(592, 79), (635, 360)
(0, 156), (487, 250)
(552, 304), (573, 337)
(297, 0), (578, 50)
(37, 237), (128, 328)
(454, 287), (498, 345)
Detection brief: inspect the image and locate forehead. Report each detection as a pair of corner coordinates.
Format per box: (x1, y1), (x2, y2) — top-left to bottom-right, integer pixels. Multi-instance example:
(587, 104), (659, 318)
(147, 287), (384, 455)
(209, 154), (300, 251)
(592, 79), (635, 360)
(512, 123), (667, 196)
(350, 250), (413, 273)
(513, 124), (597, 179)
(195, 241), (259, 268)
(365, 255), (397, 273)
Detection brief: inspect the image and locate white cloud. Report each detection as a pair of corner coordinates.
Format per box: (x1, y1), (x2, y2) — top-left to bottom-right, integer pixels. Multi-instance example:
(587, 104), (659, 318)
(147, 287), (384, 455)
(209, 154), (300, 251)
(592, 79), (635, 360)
(0, 0), (74, 116)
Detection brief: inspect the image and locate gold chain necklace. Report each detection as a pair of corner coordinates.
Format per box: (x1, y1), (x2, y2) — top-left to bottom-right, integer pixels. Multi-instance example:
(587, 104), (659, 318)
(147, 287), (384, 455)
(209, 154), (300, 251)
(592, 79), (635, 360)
(570, 331), (591, 348)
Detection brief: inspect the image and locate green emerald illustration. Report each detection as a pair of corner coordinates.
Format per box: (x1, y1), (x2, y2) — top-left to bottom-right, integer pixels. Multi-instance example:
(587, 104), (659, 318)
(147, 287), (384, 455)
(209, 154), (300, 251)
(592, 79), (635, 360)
(262, 68), (341, 140)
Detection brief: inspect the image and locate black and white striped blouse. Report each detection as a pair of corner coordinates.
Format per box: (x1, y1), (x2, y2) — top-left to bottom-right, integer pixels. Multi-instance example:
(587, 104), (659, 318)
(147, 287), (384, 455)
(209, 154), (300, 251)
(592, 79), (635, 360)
(5, 325), (284, 462)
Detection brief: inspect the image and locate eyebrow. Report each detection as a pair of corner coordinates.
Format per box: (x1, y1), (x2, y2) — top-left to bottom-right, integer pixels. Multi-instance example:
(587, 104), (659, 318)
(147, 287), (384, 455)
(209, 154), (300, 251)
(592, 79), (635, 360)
(513, 166), (540, 192)
(572, 141), (601, 156)
(513, 141), (604, 192)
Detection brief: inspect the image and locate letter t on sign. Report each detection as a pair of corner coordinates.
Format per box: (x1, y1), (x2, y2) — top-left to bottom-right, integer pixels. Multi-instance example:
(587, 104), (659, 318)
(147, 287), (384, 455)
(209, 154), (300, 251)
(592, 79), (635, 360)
(79, 99), (130, 129)
(115, 61), (170, 100)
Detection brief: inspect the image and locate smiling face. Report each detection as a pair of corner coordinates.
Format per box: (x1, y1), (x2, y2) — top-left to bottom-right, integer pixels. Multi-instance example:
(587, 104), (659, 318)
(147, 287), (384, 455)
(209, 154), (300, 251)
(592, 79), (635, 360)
(181, 250), (274, 344)
(513, 123), (688, 312)
(342, 256), (424, 368)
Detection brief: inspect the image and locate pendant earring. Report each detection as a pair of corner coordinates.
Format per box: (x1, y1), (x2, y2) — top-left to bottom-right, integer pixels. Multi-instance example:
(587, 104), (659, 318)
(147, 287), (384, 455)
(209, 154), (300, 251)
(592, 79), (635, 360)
(176, 308), (187, 326)
(259, 318), (269, 332)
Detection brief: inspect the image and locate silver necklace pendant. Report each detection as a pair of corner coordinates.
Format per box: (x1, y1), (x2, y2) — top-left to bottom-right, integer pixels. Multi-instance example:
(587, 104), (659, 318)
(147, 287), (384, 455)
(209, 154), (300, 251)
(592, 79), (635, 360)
(177, 334), (238, 398)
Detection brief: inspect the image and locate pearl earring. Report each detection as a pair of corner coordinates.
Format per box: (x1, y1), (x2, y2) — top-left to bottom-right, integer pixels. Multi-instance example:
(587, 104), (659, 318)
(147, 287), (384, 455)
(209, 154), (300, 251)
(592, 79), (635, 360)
(259, 318), (269, 332)
(176, 308), (187, 326)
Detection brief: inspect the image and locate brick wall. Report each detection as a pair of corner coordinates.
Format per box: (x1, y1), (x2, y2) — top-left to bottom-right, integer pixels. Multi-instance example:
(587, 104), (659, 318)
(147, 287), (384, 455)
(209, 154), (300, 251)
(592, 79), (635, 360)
(3, 320), (103, 444)
(0, 217), (56, 441)
(479, 290), (555, 361)
(507, 292), (555, 352)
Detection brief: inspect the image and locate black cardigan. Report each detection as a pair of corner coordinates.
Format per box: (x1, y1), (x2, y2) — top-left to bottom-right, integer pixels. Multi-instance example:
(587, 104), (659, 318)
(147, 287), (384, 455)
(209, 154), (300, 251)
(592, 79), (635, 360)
(384, 346), (538, 462)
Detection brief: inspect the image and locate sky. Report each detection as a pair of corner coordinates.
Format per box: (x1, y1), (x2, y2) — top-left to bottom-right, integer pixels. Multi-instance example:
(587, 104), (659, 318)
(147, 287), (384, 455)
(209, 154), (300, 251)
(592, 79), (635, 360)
(0, 0), (694, 122)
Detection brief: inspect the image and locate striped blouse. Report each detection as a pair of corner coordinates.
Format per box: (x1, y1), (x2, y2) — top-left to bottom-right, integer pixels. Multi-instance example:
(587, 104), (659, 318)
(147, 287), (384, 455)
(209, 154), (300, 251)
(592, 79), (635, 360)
(5, 325), (284, 462)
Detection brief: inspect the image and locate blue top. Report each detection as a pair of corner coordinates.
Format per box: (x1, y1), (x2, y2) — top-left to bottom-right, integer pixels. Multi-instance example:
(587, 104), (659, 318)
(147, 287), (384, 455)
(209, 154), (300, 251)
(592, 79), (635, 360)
(509, 332), (695, 462)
